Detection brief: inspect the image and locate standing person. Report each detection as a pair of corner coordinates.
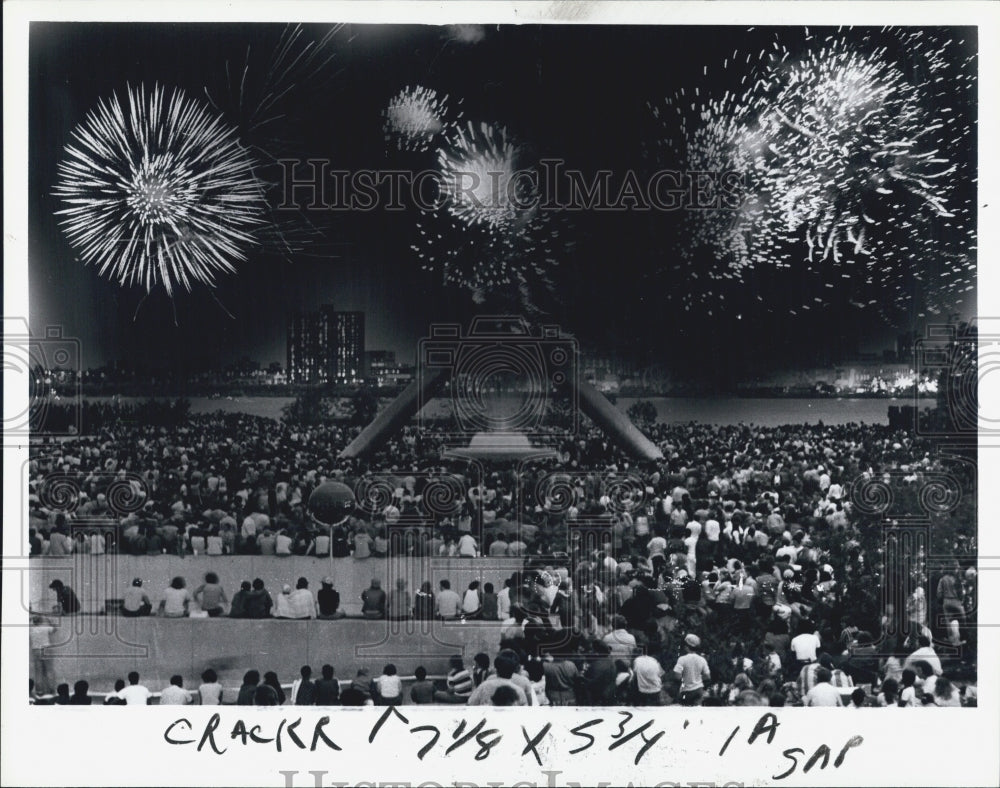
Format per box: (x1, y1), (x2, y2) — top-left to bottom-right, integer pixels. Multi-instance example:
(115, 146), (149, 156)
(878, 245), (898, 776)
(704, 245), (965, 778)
(672, 634), (711, 706)
(315, 665), (341, 706)
(633, 653), (666, 706)
(48, 580), (81, 615)
(361, 579), (387, 620)
(789, 622), (822, 677)
(29, 614), (56, 695)
(160, 675), (192, 705)
(160, 577), (191, 618)
(936, 563), (966, 646)
(194, 572), (229, 617)
(526, 661), (550, 706)
(116, 672), (152, 705)
(317, 578), (345, 620)
(198, 669), (223, 706)
(122, 578), (153, 617)
(542, 654), (579, 706)
(584, 640), (617, 706)
(229, 581), (252, 618)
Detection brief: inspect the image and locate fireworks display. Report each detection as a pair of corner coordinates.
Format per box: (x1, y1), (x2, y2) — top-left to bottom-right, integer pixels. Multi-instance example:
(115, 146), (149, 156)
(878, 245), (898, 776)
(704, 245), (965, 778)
(437, 121), (527, 232)
(410, 120), (570, 307)
(383, 86), (458, 152)
(55, 84), (264, 295)
(650, 28), (976, 318)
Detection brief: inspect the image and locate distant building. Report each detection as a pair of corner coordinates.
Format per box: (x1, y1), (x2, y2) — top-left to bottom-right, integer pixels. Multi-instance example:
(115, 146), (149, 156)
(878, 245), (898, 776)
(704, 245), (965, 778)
(287, 306), (365, 384)
(331, 311), (365, 383)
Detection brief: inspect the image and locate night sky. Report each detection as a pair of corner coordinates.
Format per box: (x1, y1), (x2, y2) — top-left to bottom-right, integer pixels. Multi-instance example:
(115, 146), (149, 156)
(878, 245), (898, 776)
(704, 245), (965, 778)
(28, 23), (977, 381)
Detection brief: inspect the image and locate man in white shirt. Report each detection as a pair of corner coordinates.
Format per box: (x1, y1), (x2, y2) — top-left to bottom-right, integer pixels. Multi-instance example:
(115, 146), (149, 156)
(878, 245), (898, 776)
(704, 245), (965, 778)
(633, 654), (665, 705)
(904, 636), (943, 676)
(457, 533), (478, 557)
(603, 615), (637, 657)
(790, 629), (821, 666)
(159, 675), (192, 705)
(804, 668), (843, 707)
(436, 579), (461, 619)
(673, 634), (711, 706)
(117, 672), (151, 705)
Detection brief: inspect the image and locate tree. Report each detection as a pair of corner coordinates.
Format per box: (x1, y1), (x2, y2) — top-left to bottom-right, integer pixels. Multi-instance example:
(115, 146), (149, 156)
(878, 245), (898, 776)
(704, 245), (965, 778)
(627, 400), (658, 431)
(349, 384), (379, 427)
(281, 386), (329, 426)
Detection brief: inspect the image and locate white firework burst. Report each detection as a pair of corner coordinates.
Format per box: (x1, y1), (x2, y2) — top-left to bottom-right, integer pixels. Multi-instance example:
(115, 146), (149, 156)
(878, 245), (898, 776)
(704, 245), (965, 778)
(54, 83), (264, 296)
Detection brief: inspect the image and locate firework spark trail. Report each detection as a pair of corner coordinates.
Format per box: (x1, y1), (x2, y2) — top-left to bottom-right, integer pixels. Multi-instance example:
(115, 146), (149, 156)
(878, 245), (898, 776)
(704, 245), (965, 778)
(383, 86), (460, 152)
(437, 121), (529, 232)
(650, 28), (976, 318)
(202, 24), (346, 264)
(55, 84), (264, 296)
(413, 121), (570, 305)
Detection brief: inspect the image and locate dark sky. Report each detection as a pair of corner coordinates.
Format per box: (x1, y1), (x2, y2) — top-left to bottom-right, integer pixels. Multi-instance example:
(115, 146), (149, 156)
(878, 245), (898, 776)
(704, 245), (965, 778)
(28, 23), (977, 379)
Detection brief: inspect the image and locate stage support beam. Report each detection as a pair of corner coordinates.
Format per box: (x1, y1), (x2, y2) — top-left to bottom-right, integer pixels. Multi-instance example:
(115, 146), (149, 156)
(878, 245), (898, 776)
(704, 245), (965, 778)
(339, 368), (447, 459)
(572, 380), (664, 461)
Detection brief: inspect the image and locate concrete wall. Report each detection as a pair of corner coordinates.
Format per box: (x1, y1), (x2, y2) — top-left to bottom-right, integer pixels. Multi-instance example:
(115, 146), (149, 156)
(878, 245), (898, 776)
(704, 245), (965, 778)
(29, 555), (526, 616)
(37, 616), (504, 697)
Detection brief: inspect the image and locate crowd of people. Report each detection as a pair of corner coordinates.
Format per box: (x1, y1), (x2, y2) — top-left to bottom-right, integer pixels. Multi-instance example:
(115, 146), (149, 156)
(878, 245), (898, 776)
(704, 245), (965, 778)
(31, 626), (974, 708)
(28, 408), (977, 707)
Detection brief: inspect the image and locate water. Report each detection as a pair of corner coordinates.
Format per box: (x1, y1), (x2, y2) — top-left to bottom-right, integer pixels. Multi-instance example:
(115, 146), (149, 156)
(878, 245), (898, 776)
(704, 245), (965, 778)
(84, 395), (932, 426)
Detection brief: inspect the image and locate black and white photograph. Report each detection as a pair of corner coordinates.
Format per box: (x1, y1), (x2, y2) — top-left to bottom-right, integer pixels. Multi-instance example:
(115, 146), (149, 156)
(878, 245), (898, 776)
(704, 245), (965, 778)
(3, 2), (999, 786)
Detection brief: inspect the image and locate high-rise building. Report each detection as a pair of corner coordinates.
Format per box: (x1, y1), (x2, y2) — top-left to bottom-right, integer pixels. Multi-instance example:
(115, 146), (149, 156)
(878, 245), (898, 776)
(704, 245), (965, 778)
(286, 306), (365, 383)
(332, 311), (365, 382)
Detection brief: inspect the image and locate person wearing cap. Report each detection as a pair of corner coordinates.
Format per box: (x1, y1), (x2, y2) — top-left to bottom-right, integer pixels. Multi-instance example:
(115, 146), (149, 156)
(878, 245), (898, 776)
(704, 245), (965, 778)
(317, 577), (345, 619)
(122, 578), (152, 617)
(274, 584), (294, 618)
(673, 633), (711, 706)
(48, 579), (81, 615)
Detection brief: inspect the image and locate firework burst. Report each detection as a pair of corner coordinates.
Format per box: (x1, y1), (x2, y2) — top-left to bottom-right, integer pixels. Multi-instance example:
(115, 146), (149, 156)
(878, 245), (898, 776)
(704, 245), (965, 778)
(55, 84), (264, 296)
(412, 119), (571, 308)
(383, 86), (458, 152)
(650, 28), (976, 318)
(438, 121), (527, 232)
